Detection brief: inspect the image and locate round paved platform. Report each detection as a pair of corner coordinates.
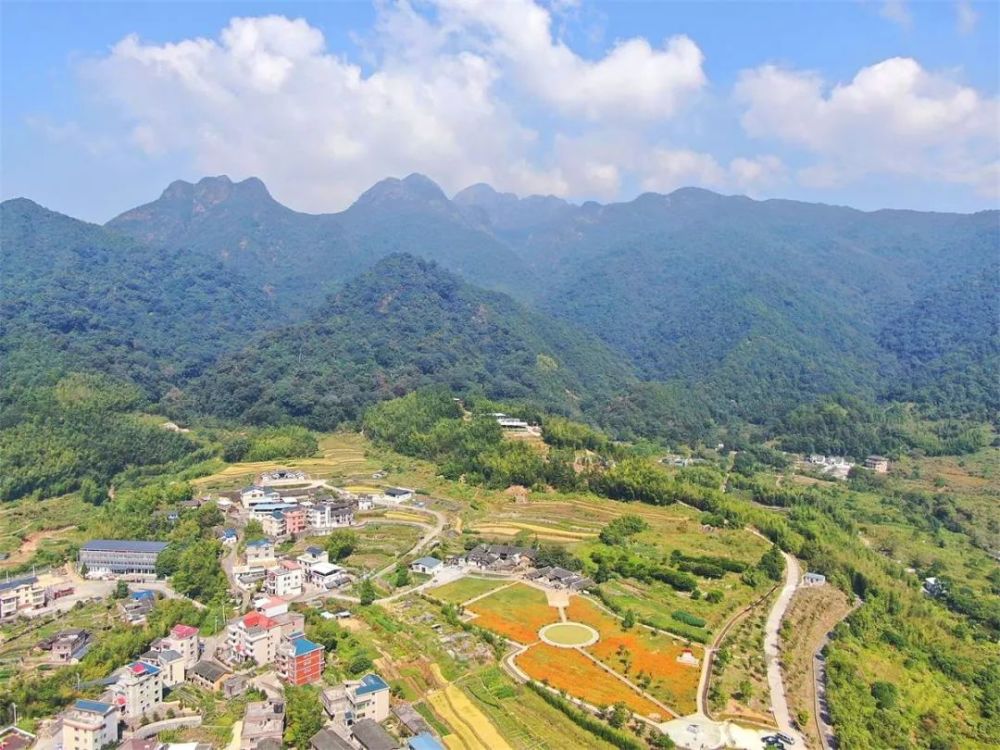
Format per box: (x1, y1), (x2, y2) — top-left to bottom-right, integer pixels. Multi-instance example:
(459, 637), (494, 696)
(538, 621), (599, 647)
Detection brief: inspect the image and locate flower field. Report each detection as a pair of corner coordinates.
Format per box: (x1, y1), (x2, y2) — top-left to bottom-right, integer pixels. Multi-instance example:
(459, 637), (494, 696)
(466, 583), (559, 644)
(516, 643), (664, 718)
(567, 597), (702, 715)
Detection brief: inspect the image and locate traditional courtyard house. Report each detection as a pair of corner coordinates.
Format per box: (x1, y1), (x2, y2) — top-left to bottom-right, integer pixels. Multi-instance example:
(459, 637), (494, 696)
(61, 699), (119, 750)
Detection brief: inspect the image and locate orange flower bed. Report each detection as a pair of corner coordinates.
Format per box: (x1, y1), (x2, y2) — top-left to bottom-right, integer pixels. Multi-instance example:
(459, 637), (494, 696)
(517, 643), (663, 718)
(567, 597), (702, 715)
(467, 584), (560, 644)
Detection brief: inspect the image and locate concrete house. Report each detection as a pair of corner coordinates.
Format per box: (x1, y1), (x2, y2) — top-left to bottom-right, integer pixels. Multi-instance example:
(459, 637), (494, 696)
(240, 701), (285, 750)
(188, 660), (232, 692)
(111, 661), (163, 719)
(0, 575), (45, 620)
(245, 539), (276, 565)
(266, 560), (304, 597)
(409, 557), (442, 575)
(864, 455), (890, 473)
(322, 673), (391, 725)
(278, 634), (325, 686)
(62, 699), (119, 750)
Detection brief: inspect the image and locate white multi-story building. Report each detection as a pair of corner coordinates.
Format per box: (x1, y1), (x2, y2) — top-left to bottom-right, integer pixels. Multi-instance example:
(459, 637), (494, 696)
(0, 575), (45, 620)
(260, 511), (286, 538)
(266, 560), (304, 597)
(307, 502), (355, 533)
(228, 611), (283, 666)
(321, 673), (391, 725)
(61, 699), (119, 750)
(162, 623), (200, 668)
(296, 546), (329, 570)
(111, 661), (163, 719)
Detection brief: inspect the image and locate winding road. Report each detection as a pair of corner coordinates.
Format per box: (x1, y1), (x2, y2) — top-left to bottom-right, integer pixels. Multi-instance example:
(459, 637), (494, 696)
(764, 550), (803, 745)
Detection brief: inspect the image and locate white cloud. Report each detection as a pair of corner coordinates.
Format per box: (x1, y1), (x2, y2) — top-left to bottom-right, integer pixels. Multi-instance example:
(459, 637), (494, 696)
(735, 57), (1000, 197)
(73, 4), (714, 211)
(880, 0), (912, 28)
(640, 150), (786, 195)
(956, 0), (979, 33)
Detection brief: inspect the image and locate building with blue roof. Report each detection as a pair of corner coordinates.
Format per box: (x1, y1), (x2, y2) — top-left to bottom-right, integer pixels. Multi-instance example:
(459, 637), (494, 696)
(79, 539), (168, 577)
(279, 634), (325, 685)
(409, 556), (442, 574)
(63, 698), (119, 750)
(321, 672), (391, 724)
(408, 733), (446, 750)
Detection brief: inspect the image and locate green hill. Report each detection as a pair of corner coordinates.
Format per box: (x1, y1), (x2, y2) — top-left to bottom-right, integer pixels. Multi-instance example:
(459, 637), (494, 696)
(185, 254), (635, 428)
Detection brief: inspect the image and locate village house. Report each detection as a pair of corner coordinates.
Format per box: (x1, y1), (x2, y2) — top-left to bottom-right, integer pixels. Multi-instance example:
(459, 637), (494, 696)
(61, 699), (119, 750)
(161, 623), (200, 668)
(308, 501), (356, 533)
(79, 540), (168, 578)
(39, 629), (93, 663)
(227, 607), (305, 666)
(188, 660), (232, 692)
(383, 487), (414, 504)
(322, 673), (391, 726)
(240, 486), (282, 510)
(223, 673), (249, 698)
(283, 507), (308, 535)
(120, 597), (155, 626)
(351, 719), (399, 750)
(0, 575), (46, 620)
(309, 728), (355, 750)
(528, 566), (594, 591)
(278, 633), (325, 685)
(260, 511), (287, 538)
(464, 544), (537, 571)
(245, 539), (276, 565)
(140, 647), (185, 687)
(357, 495), (375, 511)
(266, 560), (305, 597)
(0, 727), (36, 750)
(409, 557), (442, 575)
(297, 546), (329, 569)
(865, 455), (890, 473)
(240, 701), (285, 750)
(110, 661), (163, 719)
(259, 469), (308, 484)
(310, 562), (349, 589)
(407, 735), (444, 750)
(802, 572), (827, 586)
(219, 528), (238, 546)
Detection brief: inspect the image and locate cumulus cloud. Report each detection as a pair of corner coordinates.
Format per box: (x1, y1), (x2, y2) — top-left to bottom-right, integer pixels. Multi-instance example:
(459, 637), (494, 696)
(71, 2), (717, 211)
(735, 57), (1000, 197)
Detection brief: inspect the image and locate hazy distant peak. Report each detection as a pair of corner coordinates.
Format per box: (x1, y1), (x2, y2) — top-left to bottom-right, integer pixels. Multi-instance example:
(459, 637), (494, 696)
(157, 175), (272, 205)
(351, 173), (449, 210)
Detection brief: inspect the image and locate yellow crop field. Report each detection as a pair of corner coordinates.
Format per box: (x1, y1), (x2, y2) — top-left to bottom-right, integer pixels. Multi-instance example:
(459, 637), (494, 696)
(428, 685), (512, 750)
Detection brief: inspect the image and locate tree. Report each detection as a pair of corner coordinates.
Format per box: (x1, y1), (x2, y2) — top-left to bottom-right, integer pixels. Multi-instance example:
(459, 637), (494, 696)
(871, 681), (899, 710)
(113, 580), (129, 599)
(757, 544), (785, 582)
(607, 701), (630, 728)
(622, 609), (636, 630)
(393, 564), (411, 588)
(358, 578), (377, 606)
(736, 679), (754, 702)
(283, 685), (323, 749)
(326, 529), (358, 561)
(243, 519), (265, 542)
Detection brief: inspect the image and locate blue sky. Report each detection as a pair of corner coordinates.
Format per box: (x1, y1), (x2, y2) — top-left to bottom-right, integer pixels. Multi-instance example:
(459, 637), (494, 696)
(2, 0), (997, 221)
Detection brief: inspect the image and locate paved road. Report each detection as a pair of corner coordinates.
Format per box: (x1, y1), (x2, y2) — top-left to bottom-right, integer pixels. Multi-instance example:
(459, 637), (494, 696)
(764, 550), (803, 745)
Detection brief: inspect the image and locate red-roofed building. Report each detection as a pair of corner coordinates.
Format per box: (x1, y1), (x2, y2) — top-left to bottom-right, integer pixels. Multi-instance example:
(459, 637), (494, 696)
(162, 623), (200, 668)
(228, 612), (283, 666)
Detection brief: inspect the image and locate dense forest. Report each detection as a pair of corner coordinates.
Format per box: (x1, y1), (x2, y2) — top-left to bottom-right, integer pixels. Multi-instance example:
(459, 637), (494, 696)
(3, 178), (996, 451)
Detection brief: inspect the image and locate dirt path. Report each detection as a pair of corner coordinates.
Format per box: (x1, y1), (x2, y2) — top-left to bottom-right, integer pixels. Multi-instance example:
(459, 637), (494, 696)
(2, 526), (74, 566)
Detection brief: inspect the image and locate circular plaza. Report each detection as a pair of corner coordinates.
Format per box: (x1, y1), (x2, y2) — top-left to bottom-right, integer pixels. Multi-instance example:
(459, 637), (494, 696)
(538, 621), (600, 648)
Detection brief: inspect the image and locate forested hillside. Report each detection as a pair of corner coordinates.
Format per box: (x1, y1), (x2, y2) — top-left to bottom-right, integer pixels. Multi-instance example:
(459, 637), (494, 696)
(184, 254), (634, 427)
(3, 176), (997, 446)
(1, 198), (270, 395)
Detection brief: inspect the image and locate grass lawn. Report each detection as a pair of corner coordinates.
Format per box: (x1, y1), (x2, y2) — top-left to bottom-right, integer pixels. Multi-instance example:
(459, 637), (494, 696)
(466, 584), (559, 644)
(427, 577), (510, 605)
